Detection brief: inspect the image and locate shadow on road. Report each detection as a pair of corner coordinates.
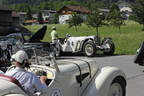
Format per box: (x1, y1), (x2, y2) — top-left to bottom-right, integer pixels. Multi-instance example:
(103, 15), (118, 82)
(57, 52), (120, 60)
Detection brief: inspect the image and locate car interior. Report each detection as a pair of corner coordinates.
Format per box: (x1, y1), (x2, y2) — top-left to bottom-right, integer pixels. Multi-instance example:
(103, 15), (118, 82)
(27, 66), (54, 86)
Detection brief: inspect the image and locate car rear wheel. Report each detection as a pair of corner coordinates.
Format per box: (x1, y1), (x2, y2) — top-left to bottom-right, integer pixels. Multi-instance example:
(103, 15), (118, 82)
(108, 77), (126, 96)
(83, 41), (96, 57)
(103, 41), (115, 55)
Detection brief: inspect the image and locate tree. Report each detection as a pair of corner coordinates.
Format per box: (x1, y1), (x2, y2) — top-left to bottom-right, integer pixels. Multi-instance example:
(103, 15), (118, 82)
(68, 13), (83, 32)
(39, 2), (52, 10)
(130, 0), (144, 31)
(86, 10), (105, 38)
(26, 6), (32, 20)
(52, 13), (59, 24)
(107, 4), (124, 33)
(37, 11), (44, 24)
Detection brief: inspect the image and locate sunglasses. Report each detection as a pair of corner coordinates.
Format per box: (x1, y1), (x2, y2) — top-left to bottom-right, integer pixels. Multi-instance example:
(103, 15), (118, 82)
(10, 58), (16, 62)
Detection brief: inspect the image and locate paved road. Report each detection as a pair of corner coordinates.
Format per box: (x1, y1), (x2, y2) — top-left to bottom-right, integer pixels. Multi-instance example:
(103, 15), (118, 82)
(59, 55), (144, 96)
(91, 55), (144, 96)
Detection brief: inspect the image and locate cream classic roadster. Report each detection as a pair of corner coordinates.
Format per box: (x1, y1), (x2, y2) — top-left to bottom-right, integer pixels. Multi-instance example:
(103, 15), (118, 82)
(0, 48), (126, 96)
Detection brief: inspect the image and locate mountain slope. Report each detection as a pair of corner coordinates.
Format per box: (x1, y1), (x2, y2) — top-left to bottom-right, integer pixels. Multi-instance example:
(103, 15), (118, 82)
(3, 0), (135, 5)
(1, 0), (135, 12)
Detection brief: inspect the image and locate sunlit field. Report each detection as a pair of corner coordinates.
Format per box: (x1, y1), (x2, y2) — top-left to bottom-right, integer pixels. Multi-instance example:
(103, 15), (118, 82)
(25, 20), (144, 55)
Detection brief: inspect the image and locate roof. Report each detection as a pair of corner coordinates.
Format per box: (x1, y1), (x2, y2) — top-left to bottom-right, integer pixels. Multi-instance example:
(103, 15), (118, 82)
(58, 5), (91, 14)
(12, 12), (20, 17)
(41, 10), (56, 13)
(25, 20), (37, 23)
(98, 9), (110, 13)
(17, 12), (26, 15)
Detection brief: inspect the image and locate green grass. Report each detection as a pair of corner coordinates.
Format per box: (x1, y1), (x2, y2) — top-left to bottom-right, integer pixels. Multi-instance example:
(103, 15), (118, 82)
(25, 21), (144, 55)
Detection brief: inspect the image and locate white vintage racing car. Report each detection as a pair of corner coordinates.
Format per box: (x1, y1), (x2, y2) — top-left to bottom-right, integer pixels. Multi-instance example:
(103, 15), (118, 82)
(0, 48), (126, 96)
(58, 34), (115, 57)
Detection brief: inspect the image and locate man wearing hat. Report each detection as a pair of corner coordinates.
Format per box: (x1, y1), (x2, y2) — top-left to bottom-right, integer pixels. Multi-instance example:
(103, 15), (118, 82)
(51, 26), (59, 56)
(51, 26), (58, 44)
(5, 50), (47, 96)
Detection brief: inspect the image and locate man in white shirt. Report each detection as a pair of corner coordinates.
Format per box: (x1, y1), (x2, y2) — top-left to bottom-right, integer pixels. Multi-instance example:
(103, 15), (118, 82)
(5, 50), (47, 96)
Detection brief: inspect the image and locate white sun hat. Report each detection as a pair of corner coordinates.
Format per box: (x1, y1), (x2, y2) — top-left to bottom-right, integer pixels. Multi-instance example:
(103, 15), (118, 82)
(11, 50), (28, 63)
(52, 26), (56, 30)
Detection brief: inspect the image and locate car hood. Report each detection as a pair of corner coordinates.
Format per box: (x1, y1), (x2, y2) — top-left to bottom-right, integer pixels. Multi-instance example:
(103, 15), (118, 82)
(0, 26), (31, 36)
(67, 36), (95, 41)
(28, 25), (47, 43)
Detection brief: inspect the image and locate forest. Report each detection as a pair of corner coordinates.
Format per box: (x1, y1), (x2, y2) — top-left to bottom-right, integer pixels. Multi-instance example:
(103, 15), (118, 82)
(0, 0), (135, 12)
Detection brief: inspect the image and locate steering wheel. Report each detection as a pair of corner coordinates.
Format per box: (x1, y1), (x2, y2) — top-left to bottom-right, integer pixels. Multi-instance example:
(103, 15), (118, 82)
(35, 70), (47, 76)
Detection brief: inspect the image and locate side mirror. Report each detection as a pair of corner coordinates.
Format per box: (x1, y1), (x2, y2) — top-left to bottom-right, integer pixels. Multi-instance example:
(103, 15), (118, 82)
(134, 41), (144, 66)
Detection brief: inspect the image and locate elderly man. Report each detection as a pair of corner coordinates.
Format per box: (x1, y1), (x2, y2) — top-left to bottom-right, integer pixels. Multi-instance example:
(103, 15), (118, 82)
(51, 26), (58, 43)
(5, 50), (48, 96)
(51, 26), (60, 56)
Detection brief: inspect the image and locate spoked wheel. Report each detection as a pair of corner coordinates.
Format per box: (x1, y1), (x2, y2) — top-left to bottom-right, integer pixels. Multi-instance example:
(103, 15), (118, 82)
(103, 41), (115, 55)
(108, 77), (126, 96)
(83, 41), (96, 57)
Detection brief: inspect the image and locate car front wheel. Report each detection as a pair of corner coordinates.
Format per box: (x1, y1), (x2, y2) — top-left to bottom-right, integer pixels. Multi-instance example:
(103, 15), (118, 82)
(83, 41), (96, 57)
(108, 77), (126, 96)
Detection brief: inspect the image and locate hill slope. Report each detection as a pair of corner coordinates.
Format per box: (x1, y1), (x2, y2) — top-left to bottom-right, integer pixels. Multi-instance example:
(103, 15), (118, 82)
(3, 0), (135, 5)
(1, 0), (135, 12)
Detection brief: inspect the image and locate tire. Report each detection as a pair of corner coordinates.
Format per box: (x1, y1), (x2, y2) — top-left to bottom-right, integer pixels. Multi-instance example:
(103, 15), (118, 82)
(134, 41), (144, 66)
(103, 40), (115, 55)
(108, 77), (126, 96)
(83, 41), (96, 57)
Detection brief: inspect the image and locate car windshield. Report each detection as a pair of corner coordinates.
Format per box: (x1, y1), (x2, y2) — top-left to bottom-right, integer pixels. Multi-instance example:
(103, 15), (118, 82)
(0, 36), (8, 41)
(6, 33), (24, 45)
(0, 36), (17, 45)
(6, 33), (32, 43)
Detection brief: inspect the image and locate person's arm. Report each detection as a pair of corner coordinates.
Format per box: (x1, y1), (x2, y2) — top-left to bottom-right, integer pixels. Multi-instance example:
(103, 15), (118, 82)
(40, 76), (47, 84)
(55, 31), (58, 39)
(34, 75), (47, 93)
(56, 34), (58, 38)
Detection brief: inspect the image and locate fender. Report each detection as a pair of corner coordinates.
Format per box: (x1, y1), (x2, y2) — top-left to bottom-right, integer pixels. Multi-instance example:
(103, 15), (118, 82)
(81, 38), (94, 51)
(102, 37), (112, 44)
(82, 66), (126, 96)
(5, 94), (25, 96)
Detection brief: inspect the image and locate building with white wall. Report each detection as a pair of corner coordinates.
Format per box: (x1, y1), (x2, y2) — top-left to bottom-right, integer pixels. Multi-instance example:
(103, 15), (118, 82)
(57, 5), (91, 24)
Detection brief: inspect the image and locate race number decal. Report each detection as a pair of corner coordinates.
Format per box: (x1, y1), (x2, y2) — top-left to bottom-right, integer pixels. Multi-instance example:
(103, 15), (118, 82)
(51, 89), (62, 96)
